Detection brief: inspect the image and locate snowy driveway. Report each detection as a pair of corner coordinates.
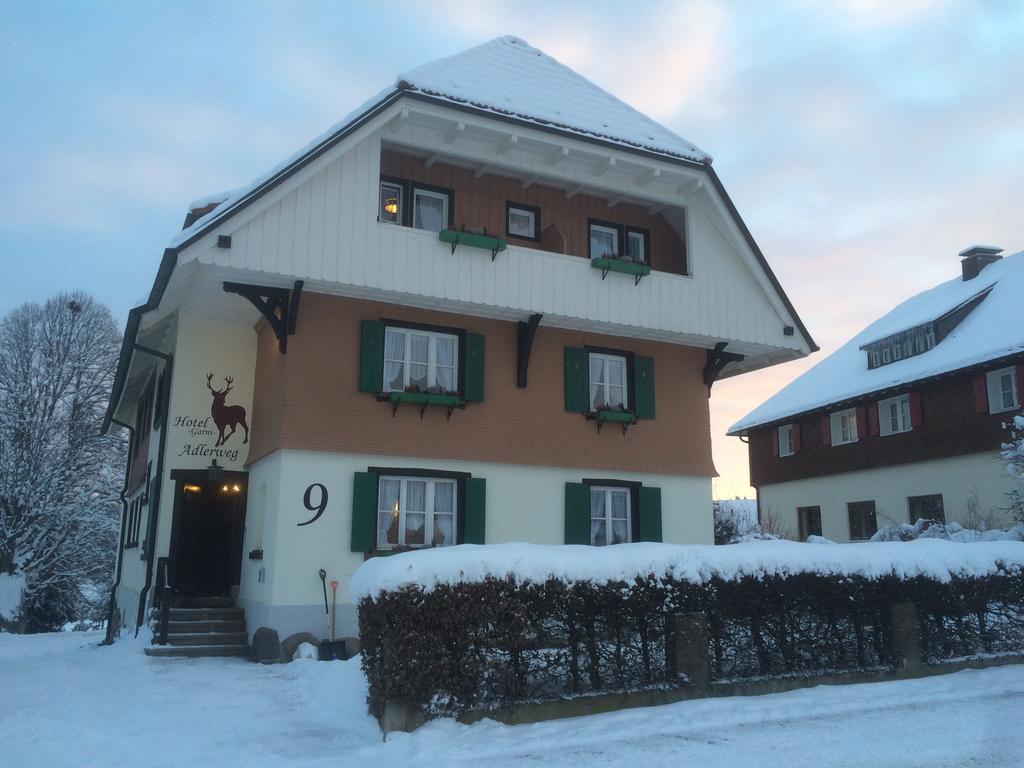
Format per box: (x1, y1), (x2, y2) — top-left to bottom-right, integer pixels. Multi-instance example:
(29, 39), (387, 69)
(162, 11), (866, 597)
(2, 631), (1023, 767)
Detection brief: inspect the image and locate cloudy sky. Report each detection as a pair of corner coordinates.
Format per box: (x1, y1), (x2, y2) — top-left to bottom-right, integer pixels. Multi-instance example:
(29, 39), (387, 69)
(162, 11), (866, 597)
(3, 0), (1022, 497)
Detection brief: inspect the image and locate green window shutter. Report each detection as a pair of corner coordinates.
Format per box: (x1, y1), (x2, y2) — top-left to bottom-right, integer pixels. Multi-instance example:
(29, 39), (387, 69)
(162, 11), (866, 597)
(462, 477), (486, 543)
(463, 333), (485, 403)
(564, 347), (590, 413)
(637, 486), (663, 542)
(565, 482), (591, 544)
(633, 355), (655, 419)
(359, 320), (385, 393)
(351, 472), (378, 552)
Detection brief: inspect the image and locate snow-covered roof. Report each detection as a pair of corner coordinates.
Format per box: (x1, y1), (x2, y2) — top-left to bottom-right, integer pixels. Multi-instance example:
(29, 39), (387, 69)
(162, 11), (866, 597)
(170, 36), (709, 250)
(730, 251), (1024, 433)
(397, 36), (710, 164)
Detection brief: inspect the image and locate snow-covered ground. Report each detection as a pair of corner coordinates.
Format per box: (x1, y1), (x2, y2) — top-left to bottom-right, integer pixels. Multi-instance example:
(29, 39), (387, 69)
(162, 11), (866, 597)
(2, 631), (1024, 767)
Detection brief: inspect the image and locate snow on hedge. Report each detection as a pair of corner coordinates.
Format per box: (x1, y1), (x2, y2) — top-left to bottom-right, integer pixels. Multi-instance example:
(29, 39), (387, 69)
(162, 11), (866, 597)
(350, 539), (1024, 600)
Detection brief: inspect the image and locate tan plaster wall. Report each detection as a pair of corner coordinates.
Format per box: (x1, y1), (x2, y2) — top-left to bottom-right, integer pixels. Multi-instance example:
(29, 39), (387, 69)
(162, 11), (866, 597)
(248, 293), (715, 477)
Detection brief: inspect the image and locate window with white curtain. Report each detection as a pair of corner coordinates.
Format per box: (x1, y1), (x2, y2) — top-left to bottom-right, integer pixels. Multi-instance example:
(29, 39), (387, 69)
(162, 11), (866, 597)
(986, 367), (1019, 414)
(589, 352), (627, 411)
(879, 395), (911, 436)
(377, 476), (457, 549)
(590, 486), (631, 546)
(412, 187), (449, 232)
(829, 408), (858, 445)
(778, 424), (794, 456)
(383, 327), (458, 394)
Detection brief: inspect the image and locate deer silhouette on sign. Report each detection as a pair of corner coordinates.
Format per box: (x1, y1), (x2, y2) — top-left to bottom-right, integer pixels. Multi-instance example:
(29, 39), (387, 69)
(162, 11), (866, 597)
(206, 373), (249, 447)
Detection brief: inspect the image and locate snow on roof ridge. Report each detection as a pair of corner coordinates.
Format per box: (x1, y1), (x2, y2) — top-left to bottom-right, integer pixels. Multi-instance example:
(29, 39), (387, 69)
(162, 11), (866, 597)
(730, 250), (1024, 433)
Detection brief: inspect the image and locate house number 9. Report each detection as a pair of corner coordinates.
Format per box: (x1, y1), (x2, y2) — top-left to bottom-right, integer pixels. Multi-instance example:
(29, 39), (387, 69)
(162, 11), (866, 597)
(297, 483), (328, 526)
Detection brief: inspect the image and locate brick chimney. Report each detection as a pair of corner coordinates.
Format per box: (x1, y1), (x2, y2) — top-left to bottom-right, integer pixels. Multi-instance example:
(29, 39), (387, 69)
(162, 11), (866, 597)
(960, 245), (1002, 281)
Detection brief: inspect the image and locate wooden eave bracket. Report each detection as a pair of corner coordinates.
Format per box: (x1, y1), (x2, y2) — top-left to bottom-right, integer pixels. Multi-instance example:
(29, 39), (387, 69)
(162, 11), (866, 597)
(222, 280), (304, 354)
(704, 342), (744, 391)
(516, 313), (543, 388)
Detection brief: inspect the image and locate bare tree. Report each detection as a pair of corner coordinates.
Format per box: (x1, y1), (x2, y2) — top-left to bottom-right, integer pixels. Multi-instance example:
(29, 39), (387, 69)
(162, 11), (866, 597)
(0, 293), (125, 632)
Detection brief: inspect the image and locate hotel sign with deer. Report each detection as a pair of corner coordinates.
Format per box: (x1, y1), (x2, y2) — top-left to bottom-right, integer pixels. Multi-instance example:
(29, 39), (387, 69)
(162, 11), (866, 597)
(173, 372), (250, 465)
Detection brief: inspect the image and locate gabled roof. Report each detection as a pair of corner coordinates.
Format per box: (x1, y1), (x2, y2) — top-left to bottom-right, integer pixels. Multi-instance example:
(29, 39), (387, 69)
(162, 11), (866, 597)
(396, 36), (710, 164)
(730, 251), (1024, 434)
(170, 36), (711, 251)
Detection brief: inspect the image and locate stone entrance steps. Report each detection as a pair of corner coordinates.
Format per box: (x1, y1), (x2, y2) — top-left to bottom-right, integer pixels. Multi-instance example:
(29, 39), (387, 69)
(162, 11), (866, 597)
(145, 600), (249, 659)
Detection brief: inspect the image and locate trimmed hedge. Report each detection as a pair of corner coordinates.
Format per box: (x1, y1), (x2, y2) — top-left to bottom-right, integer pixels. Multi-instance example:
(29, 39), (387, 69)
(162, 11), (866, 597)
(358, 568), (1024, 716)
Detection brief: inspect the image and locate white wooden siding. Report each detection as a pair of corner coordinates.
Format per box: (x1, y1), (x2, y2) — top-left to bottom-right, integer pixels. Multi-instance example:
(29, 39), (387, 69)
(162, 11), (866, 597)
(196, 129), (803, 357)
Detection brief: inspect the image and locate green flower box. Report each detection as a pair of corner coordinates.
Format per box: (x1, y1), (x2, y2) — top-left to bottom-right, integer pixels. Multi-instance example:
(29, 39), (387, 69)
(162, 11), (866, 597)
(595, 409), (637, 424)
(439, 229), (507, 259)
(591, 257), (651, 281)
(386, 391), (462, 407)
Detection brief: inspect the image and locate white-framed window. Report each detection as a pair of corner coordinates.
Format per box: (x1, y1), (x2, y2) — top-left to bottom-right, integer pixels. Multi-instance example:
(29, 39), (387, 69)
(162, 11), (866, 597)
(879, 395), (912, 436)
(379, 181), (403, 224)
(590, 486), (631, 546)
(377, 476), (457, 549)
(412, 187), (450, 232)
(383, 326), (459, 394)
(778, 424), (795, 456)
(987, 367), (1019, 414)
(588, 352), (628, 411)
(626, 229), (648, 263)
(589, 223), (619, 259)
(507, 203), (538, 239)
(830, 408), (858, 445)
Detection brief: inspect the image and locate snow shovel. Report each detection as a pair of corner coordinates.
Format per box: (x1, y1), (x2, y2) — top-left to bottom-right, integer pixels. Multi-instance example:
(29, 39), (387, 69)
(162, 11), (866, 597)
(317, 570), (347, 661)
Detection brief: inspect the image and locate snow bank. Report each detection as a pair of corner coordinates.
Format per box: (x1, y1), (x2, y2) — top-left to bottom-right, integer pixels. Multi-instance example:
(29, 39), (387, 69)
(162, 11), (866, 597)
(350, 540), (1024, 600)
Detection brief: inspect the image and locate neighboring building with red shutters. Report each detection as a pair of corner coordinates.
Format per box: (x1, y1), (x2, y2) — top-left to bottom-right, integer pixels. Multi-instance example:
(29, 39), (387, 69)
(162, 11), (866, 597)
(730, 245), (1024, 542)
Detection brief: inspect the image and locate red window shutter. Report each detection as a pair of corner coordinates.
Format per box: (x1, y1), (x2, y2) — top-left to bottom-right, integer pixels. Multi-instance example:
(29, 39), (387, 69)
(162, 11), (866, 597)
(867, 402), (880, 437)
(792, 423), (802, 453)
(909, 391), (923, 427)
(856, 406), (867, 439)
(821, 415), (831, 447)
(771, 429), (779, 457)
(972, 374), (988, 414)
(1017, 365), (1024, 406)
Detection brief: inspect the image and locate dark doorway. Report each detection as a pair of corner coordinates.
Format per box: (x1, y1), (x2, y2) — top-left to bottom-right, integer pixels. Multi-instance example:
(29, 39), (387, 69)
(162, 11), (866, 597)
(168, 469), (248, 597)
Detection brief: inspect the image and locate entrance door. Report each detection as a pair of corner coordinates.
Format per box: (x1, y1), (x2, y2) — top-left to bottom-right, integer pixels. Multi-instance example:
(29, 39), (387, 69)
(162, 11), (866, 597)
(168, 470), (248, 597)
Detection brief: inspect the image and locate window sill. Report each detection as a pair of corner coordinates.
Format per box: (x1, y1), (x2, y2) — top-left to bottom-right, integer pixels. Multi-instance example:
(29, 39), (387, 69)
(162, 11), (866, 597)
(439, 229), (507, 260)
